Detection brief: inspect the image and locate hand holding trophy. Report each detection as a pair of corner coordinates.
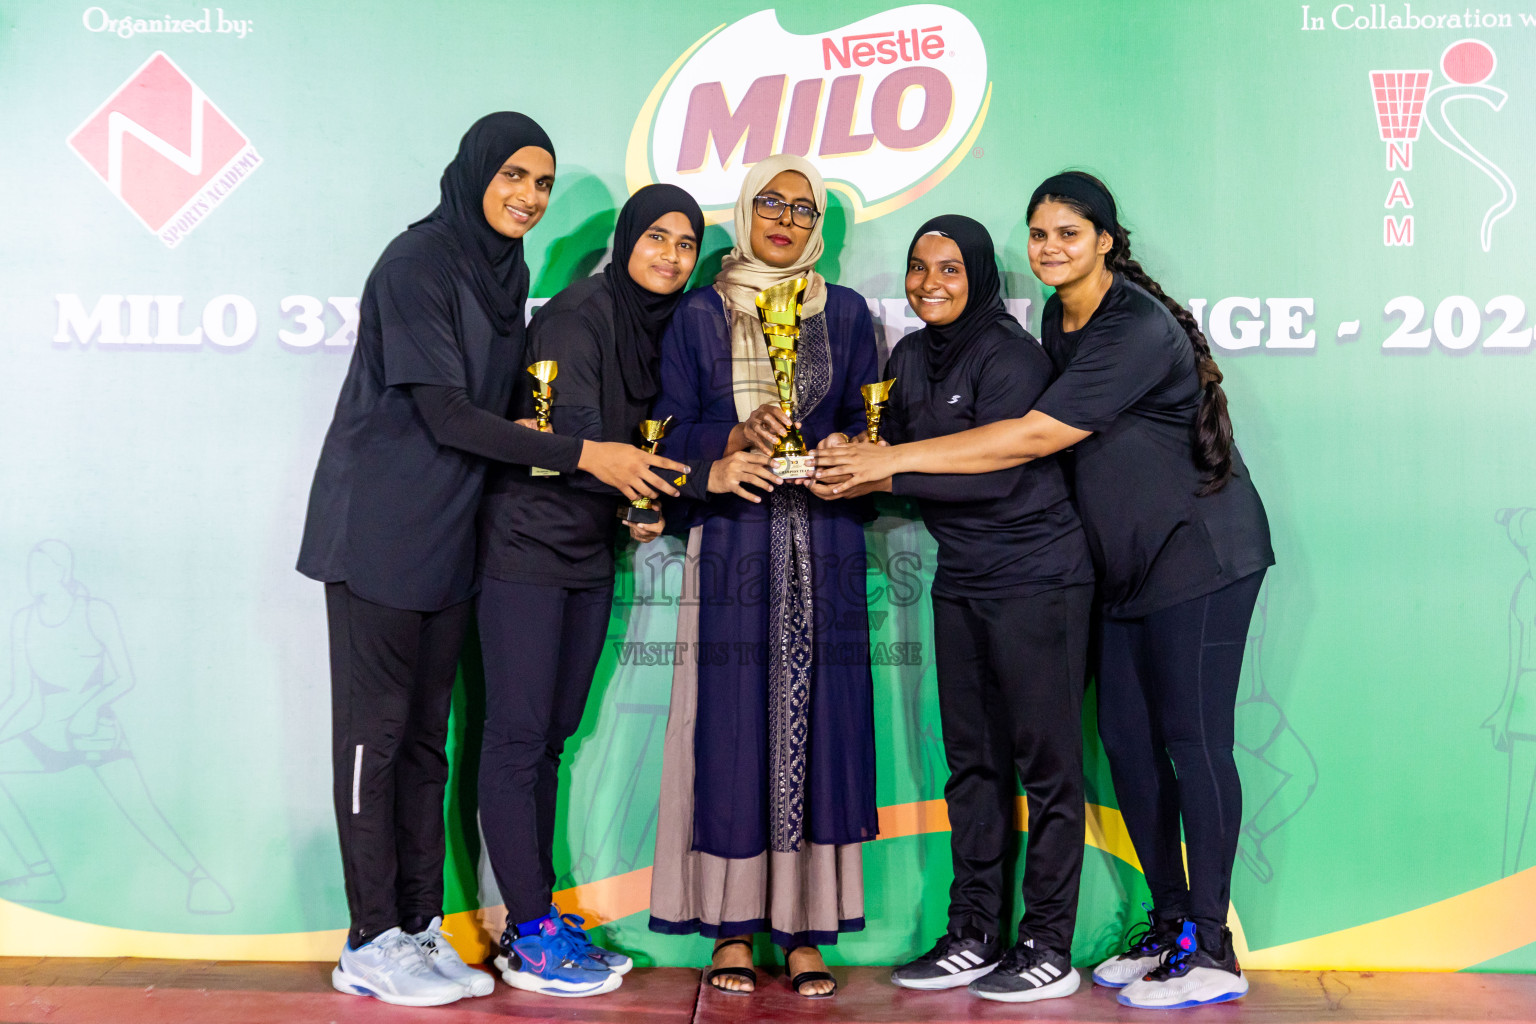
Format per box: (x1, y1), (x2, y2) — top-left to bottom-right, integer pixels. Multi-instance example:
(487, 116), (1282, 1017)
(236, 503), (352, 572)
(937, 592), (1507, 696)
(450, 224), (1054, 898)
(622, 416), (686, 525)
(754, 277), (813, 479)
(861, 378), (896, 443)
(528, 360), (560, 477)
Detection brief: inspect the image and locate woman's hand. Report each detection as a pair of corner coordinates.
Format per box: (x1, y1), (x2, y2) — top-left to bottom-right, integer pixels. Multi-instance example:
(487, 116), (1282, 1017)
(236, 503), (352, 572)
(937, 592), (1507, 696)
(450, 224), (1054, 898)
(708, 450), (782, 503)
(810, 438), (901, 494)
(578, 441), (691, 503)
(513, 418), (539, 430)
(627, 514), (665, 544)
(741, 402), (796, 455)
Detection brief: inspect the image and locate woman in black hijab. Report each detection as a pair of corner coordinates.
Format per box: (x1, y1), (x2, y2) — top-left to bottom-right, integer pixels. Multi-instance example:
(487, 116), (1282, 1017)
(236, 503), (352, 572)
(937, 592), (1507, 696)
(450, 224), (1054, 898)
(813, 216), (1094, 1004)
(474, 184), (711, 998)
(298, 116), (689, 1009)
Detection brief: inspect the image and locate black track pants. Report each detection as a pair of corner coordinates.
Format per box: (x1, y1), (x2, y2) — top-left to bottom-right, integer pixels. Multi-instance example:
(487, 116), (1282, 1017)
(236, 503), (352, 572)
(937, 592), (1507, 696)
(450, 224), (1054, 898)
(933, 584), (1093, 953)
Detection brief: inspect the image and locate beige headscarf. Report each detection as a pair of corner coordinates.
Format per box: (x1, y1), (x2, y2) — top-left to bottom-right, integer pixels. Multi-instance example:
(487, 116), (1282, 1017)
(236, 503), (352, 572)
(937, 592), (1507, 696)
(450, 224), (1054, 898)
(713, 154), (829, 420)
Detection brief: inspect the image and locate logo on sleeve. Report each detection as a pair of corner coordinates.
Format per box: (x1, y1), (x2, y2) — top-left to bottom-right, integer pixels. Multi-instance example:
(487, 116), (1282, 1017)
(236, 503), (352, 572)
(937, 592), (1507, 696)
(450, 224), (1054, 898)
(67, 51), (261, 248)
(947, 394), (961, 404)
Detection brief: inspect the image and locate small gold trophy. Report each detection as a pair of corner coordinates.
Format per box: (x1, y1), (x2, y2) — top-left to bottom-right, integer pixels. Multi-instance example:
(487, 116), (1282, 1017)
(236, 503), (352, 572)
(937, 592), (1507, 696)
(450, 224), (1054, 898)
(528, 360), (560, 477)
(754, 277), (813, 479)
(861, 378), (897, 444)
(622, 416), (685, 525)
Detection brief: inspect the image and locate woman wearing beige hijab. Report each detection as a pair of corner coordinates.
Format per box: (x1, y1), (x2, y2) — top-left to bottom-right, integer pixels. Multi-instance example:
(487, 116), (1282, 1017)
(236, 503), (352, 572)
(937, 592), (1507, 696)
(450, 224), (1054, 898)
(646, 155), (880, 998)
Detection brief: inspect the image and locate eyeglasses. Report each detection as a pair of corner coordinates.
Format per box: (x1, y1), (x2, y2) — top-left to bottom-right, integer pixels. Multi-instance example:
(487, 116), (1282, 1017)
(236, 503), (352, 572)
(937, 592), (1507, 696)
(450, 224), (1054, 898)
(753, 194), (820, 229)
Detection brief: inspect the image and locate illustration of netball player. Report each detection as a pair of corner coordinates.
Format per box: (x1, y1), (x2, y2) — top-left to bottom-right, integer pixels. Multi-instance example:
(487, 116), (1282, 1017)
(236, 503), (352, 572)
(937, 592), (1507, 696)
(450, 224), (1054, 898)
(0, 540), (231, 912)
(1484, 508), (1536, 877)
(1233, 578), (1318, 883)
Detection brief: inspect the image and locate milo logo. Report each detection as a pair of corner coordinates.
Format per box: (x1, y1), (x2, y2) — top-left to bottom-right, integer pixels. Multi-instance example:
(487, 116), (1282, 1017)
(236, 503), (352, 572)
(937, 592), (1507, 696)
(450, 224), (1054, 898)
(627, 5), (991, 222)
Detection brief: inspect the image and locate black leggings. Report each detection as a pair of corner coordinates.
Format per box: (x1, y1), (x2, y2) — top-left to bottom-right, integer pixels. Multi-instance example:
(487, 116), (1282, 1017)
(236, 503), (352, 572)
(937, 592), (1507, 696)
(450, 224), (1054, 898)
(1095, 570), (1265, 942)
(476, 576), (613, 925)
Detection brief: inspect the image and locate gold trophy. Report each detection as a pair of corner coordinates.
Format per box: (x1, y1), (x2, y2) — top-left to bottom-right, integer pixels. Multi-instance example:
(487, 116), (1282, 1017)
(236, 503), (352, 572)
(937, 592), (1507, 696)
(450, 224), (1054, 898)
(527, 360), (560, 477)
(861, 378), (897, 443)
(754, 277), (813, 479)
(622, 416), (685, 525)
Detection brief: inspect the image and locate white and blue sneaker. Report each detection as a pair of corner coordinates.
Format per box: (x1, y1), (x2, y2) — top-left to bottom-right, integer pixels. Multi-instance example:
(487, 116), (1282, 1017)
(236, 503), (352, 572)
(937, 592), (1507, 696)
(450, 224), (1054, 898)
(331, 927), (465, 1007)
(1117, 922), (1248, 1009)
(1093, 910), (1184, 988)
(552, 905), (633, 975)
(412, 916), (494, 997)
(493, 916), (622, 997)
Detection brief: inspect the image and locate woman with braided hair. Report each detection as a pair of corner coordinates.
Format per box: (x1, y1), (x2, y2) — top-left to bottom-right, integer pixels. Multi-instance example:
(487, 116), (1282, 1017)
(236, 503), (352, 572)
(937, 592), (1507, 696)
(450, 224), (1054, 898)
(814, 171), (1272, 1009)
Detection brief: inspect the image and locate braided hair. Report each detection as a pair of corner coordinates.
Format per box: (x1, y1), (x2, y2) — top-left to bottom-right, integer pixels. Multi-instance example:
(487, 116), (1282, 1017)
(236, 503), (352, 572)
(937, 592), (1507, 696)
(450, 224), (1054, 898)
(1027, 171), (1234, 495)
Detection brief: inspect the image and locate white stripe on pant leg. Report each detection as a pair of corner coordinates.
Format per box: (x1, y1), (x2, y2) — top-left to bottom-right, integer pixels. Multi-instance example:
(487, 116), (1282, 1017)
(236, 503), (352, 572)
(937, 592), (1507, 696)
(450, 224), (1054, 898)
(352, 744), (364, 814)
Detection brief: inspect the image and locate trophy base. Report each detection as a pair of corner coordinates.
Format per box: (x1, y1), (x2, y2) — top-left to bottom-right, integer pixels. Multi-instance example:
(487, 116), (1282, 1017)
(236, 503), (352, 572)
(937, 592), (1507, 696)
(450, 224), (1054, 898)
(530, 467), (561, 478)
(770, 453), (814, 480)
(622, 504), (662, 525)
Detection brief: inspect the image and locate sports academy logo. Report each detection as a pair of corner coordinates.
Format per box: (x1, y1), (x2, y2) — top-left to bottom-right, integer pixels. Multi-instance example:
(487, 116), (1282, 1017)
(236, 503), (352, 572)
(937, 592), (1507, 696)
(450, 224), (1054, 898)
(1370, 39), (1514, 251)
(626, 5), (990, 223)
(67, 51), (261, 248)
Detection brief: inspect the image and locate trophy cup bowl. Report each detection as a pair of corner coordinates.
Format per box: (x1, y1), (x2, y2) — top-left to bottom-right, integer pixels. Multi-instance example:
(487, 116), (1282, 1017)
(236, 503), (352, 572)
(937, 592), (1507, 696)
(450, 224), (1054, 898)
(860, 378), (897, 444)
(622, 415), (682, 526)
(528, 360), (561, 477)
(754, 277), (813, 479)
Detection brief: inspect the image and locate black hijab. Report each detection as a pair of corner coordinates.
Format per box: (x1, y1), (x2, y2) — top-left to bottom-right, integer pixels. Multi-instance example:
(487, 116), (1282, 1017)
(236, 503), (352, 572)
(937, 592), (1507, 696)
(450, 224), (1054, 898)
(908, 214), (1018, 381)
(413, 112), (555, 335)
(603, 184), (705, 402)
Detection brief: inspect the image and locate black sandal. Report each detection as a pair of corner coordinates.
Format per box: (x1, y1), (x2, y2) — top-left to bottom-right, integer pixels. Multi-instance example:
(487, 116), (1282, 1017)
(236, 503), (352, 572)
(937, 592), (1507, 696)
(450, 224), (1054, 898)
(707, 937), (757, 994)
(786, 945), (837, 999)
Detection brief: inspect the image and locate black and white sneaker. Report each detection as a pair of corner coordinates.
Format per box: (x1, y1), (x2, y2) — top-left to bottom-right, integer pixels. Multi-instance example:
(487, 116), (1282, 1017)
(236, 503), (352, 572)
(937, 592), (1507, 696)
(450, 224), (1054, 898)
(890, 930), (1000, 990)
(968, 938), (1079, 1003)
(1093, 909), (1184, 988)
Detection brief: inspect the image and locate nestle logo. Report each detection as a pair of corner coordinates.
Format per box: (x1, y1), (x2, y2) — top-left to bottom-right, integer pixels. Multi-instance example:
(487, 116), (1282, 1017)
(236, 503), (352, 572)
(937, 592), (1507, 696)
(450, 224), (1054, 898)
(67, 51), (260, 248)
(822, 25), (944, 70)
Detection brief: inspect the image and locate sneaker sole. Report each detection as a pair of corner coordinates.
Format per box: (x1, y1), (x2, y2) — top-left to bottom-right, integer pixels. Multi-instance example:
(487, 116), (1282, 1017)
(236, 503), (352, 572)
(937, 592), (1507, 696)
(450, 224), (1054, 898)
(454, 972), (495, 997)
(892, 962), (997, 990)
(1118, 987), (1248, 1009)
(971, 967), (1080, 1003)
(500, 966), (623, 998)
(331, 966), (464, 1007)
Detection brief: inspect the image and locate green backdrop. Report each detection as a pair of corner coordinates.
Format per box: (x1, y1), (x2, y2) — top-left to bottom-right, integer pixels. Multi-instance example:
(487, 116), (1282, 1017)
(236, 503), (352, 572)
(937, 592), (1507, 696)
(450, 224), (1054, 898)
(1, 0), (1533, 970)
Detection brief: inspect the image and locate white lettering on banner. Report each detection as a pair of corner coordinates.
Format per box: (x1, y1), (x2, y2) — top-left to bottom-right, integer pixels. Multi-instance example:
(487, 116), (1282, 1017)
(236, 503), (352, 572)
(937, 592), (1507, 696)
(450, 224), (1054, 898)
(629, 5), (990, 224)
(80, 7), (254, 38)
(51, 293), (1532, 356)
(1323, 4), (1517, 31)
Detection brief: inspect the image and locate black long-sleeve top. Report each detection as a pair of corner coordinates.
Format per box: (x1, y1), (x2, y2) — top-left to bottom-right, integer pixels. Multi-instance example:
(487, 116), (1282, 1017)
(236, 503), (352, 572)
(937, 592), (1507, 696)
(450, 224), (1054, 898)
(478, 275), (710, 587)
(883, 319), (1093, 600)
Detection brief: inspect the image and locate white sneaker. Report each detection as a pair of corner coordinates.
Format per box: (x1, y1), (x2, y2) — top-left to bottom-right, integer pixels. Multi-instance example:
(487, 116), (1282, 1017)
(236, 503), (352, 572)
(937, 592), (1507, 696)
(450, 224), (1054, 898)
(332, 927), (465, 1007)
(1117, 922), (1249, 1009)
(1093, 912), (1184, 988)
(413, 916), (494, 997)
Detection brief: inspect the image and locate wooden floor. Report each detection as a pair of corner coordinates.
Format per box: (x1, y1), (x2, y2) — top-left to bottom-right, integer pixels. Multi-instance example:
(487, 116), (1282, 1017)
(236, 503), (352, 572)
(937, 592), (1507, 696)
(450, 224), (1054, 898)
(1, 959), (1533, 1023)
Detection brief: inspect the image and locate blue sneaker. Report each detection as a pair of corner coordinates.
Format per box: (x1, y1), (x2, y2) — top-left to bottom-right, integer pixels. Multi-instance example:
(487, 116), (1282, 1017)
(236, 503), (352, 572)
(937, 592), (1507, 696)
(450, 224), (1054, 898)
(493, 916), (621, 997)
(552, 905), (633, 976)
(1117, 922), (1248, 1009)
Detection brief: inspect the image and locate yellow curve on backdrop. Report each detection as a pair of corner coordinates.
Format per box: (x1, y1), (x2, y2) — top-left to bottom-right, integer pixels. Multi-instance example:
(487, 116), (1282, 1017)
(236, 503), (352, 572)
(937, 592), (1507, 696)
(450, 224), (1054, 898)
(3, 799), (1533, 970)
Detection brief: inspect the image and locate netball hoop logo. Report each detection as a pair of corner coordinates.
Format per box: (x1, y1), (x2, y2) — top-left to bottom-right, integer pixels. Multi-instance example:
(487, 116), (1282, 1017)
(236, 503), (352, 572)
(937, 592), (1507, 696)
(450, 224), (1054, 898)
(67, 51), (261, 248)
(627, 5), (990, 223)
(1370, 39), (1515, 251)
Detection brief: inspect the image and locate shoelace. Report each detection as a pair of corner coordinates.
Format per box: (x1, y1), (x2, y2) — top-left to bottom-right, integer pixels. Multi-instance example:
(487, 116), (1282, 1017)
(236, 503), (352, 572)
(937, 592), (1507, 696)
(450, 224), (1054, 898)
(919, 933), (959, 963)
(1118, 910), (1178, 958)
(557, 912), (597, 951)
(1144, 941), (1194, 980)
(379, 932), (437, 977)
(996, 942), (1051, 975)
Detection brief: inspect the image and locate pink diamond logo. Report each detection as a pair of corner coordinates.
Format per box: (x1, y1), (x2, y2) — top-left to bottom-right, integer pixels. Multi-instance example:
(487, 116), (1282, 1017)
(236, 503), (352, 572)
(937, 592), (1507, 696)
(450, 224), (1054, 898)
(67, 51), (261, 248)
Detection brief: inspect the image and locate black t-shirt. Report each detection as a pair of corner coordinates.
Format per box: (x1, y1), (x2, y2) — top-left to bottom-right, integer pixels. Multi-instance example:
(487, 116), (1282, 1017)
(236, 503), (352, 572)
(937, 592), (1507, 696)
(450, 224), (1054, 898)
(1034, 276), (1274, 618)
(478, 275), (709, 588)
(884, 319), (1093, 600)
(296, 227), (579, 611)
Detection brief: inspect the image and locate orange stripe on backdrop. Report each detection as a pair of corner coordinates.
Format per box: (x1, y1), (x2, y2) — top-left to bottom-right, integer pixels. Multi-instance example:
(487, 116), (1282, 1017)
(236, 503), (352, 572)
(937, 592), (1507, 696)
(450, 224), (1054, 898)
(4, 800), (1535, 970)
